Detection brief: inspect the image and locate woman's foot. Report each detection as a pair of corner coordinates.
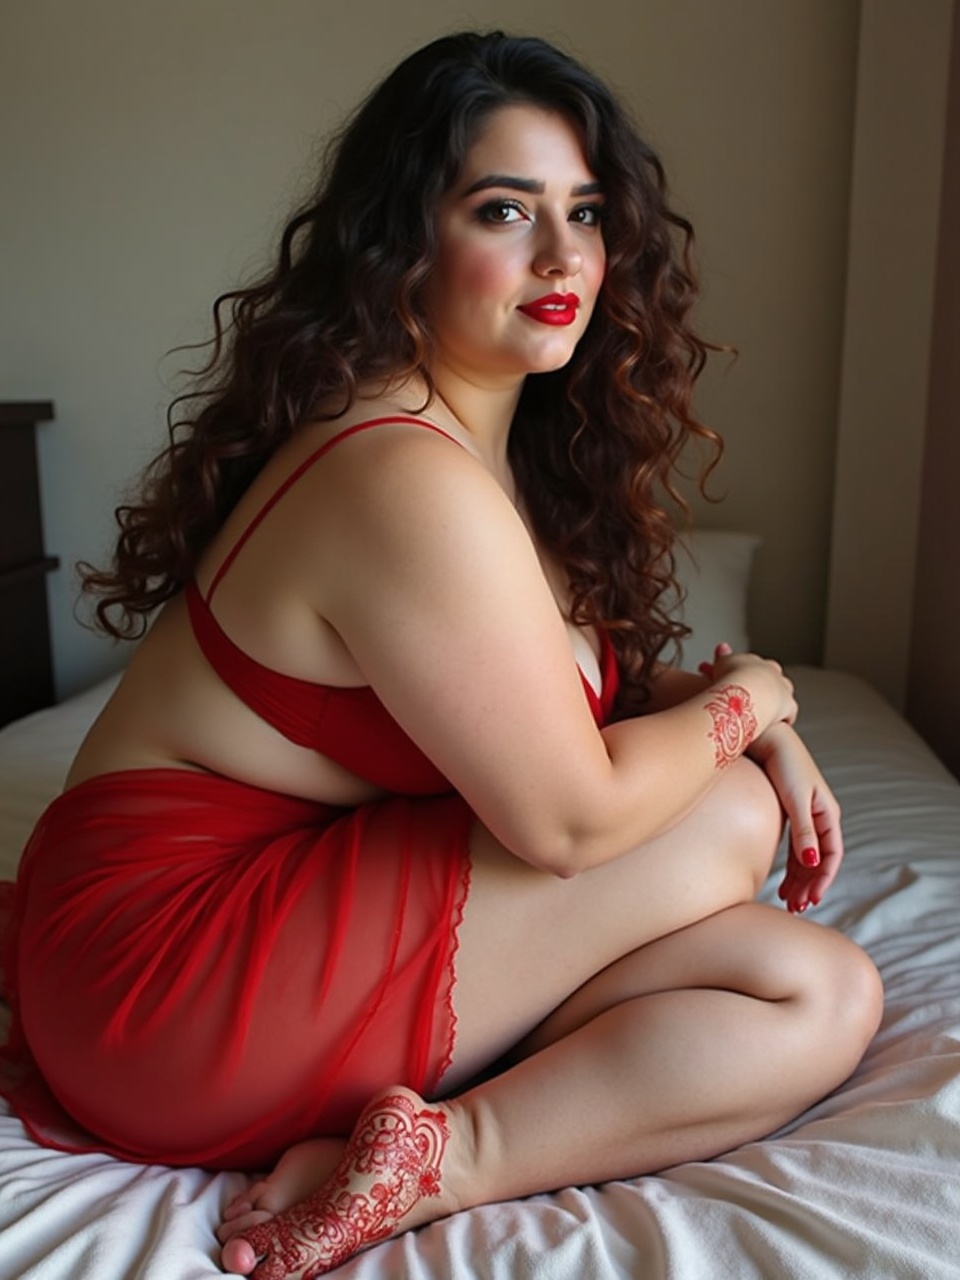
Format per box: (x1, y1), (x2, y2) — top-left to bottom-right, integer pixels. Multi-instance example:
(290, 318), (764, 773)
(221, 1085), (460, 1278)
(218, 1138), (346, 1260)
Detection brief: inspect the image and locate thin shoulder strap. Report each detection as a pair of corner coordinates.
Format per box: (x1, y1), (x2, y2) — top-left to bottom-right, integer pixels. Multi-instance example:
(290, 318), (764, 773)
(205, 416), (463, 602)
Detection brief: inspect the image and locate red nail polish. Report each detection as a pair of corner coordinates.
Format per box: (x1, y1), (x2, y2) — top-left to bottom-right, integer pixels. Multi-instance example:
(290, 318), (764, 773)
(801, 847), (819, 867)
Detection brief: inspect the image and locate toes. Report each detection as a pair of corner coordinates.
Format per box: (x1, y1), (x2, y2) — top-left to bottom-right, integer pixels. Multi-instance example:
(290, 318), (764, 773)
(222, 1196), (253, 1222)
(251, 1259), (288, 1280)
(217, 1209), (275, 1245)
(221, 1234), (259, 1276)
(247, 1179), (270, 1203)
(255, 1184), (301, 1216)
(223, 1177), (270, 1221)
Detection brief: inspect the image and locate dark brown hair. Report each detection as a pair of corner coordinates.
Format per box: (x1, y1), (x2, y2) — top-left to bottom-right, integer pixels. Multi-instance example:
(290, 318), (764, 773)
(81, 30), (721, 710)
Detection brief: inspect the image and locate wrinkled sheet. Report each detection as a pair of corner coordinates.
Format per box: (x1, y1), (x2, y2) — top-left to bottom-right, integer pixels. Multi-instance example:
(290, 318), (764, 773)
(2, 667), (960, 1279)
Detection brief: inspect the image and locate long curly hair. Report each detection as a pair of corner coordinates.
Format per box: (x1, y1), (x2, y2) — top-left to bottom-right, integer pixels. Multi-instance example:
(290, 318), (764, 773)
(81, 30), (721, 711)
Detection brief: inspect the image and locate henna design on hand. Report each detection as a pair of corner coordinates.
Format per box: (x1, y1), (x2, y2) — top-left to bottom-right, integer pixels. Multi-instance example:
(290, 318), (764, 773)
(239, 1092), (450, 1278)
(705, 684), (758, 769)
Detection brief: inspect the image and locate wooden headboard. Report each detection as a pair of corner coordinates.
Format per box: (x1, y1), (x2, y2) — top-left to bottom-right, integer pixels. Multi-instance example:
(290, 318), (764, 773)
(0, 402), (59, 728)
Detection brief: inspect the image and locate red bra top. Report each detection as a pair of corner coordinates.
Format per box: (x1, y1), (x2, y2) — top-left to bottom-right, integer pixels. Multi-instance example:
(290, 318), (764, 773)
(186, 416), (620, 795)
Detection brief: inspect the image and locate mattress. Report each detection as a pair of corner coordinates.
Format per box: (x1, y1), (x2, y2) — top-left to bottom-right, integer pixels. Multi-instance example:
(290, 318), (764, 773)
(2, 665), (960, 1279)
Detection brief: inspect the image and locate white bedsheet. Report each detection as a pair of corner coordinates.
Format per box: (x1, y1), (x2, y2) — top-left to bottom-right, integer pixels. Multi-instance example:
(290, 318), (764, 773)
(2, 667), (960, 1279)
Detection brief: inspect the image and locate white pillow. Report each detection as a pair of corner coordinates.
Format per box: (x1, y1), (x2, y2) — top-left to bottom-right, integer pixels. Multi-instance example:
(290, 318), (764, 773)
(0, 675), (120, 880)
(672, 529), (760, 669)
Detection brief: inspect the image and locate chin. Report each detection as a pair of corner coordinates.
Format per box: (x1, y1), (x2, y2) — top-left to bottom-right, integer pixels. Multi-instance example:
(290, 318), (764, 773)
(524, 344), (580, 374)
(514, 330), (584, 369)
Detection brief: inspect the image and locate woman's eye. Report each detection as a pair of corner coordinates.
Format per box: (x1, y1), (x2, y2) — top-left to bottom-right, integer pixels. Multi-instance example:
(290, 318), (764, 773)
(476, 199), (527, 224)
(570, 204), (604, 227)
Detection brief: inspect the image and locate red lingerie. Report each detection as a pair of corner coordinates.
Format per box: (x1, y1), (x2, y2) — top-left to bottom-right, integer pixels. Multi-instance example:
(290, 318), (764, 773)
(185, 416), (616, 790)
(0, 416), (618, 1171)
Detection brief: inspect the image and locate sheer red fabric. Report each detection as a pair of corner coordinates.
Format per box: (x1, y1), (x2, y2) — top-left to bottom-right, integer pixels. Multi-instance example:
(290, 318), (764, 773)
(0, 415), (621, 1172)
(0, 771), (472, 1170)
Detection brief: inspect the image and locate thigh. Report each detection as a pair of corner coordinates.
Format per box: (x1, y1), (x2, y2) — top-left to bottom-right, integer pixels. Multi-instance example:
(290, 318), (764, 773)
(443, 756), (784, 1091)
(513, 901), (883, 1062)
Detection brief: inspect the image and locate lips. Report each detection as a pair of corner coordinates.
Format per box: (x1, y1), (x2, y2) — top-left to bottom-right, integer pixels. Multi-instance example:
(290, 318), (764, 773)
(517, 293), (581, 326)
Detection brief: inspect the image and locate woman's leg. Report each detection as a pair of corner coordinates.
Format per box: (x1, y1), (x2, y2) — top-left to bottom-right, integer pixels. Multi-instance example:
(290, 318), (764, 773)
(440, 754), (786, 1091)
(220, 760), (882, 1276)
(448, 903), (882, 1196)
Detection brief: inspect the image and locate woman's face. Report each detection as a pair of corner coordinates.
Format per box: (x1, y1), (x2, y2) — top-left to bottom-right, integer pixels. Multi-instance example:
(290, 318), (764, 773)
(421, 104), (607, 390)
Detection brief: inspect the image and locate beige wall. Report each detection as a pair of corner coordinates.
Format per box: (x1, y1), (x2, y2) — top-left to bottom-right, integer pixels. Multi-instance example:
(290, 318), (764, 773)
(906, 0), (960, 777)
(825, 0), (954, 707)
(3, 0), (861, 695)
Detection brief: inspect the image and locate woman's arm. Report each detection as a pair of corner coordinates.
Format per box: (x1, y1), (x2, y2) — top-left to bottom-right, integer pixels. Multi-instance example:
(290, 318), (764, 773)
(746, 722), (844, 913)
(315, 429), (796, 876)
(681, 644), (842, 910)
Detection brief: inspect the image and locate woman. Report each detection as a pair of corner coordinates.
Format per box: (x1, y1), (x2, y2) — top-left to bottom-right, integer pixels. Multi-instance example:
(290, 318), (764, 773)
(0, 31), (882, 1280)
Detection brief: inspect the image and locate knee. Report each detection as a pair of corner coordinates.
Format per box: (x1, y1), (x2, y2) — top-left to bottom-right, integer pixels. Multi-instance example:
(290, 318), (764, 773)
(806, 933), (884, 1069)
(713, 757), (784, 896)
(834, 937), (884, 1048)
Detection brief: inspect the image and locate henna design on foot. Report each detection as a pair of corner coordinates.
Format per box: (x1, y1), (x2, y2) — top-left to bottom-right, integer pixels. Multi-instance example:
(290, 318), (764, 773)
(238, 1091), (450, 1278)
(705, 684), (758, 768)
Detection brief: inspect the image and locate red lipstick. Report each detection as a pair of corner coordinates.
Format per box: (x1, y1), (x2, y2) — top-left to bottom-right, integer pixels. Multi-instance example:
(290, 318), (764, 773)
(518, 292), (580, 326)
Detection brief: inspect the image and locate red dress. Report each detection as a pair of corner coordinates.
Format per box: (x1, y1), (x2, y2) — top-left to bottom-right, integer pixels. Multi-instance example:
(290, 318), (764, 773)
(0, 418), (618, 1171)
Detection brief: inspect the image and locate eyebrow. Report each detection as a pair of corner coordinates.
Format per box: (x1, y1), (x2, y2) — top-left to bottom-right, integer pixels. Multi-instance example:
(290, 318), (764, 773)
(462, 175), (603, 198)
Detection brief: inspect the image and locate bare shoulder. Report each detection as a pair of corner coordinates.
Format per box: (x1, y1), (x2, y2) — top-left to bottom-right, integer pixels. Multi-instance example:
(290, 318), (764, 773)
(307, 407), (513, 542)
(277, 404), (532, 645)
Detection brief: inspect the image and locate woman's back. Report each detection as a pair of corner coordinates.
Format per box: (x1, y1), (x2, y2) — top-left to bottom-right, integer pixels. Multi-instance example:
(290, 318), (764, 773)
(65, 398), (611, 814)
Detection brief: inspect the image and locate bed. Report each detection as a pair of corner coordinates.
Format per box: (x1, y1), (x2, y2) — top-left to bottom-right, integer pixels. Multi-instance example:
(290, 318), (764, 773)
(3, 532), (960, 1278)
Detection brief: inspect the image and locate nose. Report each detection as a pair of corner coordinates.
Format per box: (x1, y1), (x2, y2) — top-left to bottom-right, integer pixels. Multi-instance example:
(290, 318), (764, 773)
(532, 219), (582, 279)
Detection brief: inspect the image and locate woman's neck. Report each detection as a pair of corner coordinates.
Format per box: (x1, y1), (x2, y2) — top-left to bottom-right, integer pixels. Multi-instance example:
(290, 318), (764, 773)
(392, 368), (524, 493)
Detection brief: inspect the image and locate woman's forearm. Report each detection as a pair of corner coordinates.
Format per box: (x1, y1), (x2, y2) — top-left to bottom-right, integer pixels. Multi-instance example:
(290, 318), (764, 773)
(530, 673), (778, 877)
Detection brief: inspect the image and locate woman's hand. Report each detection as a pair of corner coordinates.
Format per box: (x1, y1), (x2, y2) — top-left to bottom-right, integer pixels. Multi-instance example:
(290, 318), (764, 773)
(747, 721), (844, 914)
(696, 644), (838, 910)
(702, 643), (798, 733)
